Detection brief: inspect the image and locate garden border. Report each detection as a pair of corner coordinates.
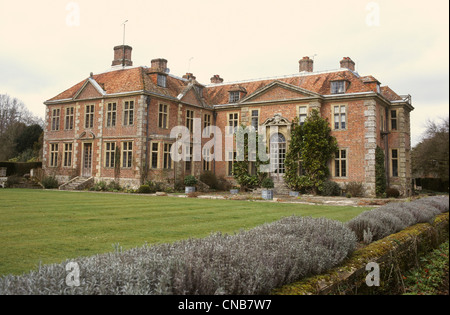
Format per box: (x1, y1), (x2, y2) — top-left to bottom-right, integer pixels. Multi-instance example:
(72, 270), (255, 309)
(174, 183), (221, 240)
(273, 212), (449, 295)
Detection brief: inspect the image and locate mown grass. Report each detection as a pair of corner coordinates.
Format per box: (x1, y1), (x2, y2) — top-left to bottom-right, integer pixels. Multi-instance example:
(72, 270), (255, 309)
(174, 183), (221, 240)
(0, 189), (369, 276)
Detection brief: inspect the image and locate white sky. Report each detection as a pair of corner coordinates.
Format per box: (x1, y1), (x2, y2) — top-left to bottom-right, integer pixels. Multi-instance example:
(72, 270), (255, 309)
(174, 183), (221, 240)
(0, 0), (448, 146)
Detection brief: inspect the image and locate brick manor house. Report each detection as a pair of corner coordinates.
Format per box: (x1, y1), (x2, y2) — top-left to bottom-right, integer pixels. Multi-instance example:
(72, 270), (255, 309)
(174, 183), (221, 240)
(43, 45), (413, 196)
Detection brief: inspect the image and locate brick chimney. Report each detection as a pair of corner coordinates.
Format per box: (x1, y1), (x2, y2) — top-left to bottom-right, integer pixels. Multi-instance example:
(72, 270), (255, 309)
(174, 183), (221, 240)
(112, 45), (133, 67)
(150, 58), (168, 73)
(182, 73), (196, 80)
(299, 56), (314, 72)
(340, 57), (355, 71)
(210, 75), (224, 84)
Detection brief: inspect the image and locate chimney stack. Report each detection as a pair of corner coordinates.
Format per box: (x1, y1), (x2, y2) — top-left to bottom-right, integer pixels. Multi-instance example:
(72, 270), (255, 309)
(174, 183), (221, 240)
(150, 58), (168, 73)
(112, 45), (133, 67)
(340, 57), (355, 71)
(210, 75), (224, 84)
(182, 73), (196, 80)
(299, 56), (314, 72)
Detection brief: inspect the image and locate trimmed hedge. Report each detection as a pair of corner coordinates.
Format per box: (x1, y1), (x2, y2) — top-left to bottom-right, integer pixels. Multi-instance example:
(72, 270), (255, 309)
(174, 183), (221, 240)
(0, 216), (357, 295)
(347, 196), (449, 244)
(0, 162), (42, 177)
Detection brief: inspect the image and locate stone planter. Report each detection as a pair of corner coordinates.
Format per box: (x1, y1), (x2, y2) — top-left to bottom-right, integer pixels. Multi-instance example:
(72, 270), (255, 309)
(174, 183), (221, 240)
(262, 189), (274, 200)
(185, 186), (196, 194)
(230, 189), (239, 195)
(289, 191), (299, 197)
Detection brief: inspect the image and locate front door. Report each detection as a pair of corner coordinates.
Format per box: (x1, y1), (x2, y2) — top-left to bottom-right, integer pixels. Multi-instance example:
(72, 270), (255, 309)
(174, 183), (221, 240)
(82, 143), (93, 177)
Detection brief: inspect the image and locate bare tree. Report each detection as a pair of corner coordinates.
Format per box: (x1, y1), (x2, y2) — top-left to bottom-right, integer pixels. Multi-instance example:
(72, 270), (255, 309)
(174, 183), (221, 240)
(412, 116), (449, 181)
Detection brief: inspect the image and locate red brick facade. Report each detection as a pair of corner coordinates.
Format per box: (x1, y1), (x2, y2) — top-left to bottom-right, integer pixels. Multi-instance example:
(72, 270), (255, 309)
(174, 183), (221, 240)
(43, 47), (413, 196)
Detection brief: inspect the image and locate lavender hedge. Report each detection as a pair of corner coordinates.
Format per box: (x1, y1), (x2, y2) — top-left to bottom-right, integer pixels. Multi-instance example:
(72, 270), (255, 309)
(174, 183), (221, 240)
(0, 216), (357, 295)
(347, 196), (449, 244)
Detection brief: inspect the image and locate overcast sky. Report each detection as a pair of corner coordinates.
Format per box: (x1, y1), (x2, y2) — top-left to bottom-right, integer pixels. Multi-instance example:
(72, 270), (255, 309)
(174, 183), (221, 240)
(0, 0), (448, 146)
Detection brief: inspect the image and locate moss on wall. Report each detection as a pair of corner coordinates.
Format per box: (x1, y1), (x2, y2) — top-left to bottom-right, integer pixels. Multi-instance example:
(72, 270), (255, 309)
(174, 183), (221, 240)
(273, 212), (449, 295)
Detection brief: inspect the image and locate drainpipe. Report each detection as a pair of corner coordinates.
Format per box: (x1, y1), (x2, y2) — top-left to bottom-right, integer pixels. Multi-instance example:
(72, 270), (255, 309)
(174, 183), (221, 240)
(384, 107), (390, 188)
(213, 111), (218, 174)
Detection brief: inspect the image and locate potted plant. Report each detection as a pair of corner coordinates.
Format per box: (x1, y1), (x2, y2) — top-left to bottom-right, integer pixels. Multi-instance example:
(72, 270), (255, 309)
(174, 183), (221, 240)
(230, 185), (239, 195)
(261, 177), (274, 200)
(184, 175), (197, 194)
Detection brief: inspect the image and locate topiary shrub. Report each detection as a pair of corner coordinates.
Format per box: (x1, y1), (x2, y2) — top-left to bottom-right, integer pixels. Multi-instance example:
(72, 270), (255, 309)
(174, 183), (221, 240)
(184, 175), (197, 187)
(261, 177), (274, 189)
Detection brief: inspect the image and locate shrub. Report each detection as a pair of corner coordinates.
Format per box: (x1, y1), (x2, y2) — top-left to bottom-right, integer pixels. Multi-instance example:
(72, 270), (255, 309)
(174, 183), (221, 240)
(199, 171), (218, 190)
(184, 175), (197, 187)
(5, 175), (22, 188)
(385, 187), (400, 198)
(216, 176), (232, 191)
(344, 181), (365, 197)
(41, 176), (59, 189)
(0, 216), (356, 295)
(321, 180), (341, 196)
(261, 177), (274, 189)
(137, 185), (152, 194)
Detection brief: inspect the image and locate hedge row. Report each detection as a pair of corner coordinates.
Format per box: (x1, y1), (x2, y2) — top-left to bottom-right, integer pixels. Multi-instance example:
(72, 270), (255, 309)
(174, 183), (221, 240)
(347, 196), (449, 244)
(0, 216), (357, 295)
(0, 162), (42, 177)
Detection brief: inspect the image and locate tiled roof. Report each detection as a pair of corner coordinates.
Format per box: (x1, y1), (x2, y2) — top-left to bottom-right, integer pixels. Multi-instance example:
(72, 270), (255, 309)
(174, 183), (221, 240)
(47, 65), (403, 107)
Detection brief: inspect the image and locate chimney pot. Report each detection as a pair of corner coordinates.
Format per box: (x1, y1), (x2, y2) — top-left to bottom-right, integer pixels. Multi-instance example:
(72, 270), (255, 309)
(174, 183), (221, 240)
(112, 45), (133, 67)
(182, 73), (196, 80)
(299, 56), (314, 72)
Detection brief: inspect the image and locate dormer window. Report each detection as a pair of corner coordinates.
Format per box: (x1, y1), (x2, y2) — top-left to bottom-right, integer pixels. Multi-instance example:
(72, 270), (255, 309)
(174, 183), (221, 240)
(229, 91), (240, 103)
(331, 80), (346, 94)
(157, 74), (167, 88)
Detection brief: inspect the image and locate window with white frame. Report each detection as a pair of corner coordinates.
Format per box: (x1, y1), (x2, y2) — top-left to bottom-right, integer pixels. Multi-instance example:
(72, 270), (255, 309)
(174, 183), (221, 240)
(228, 112), (239, 133)
(186, 110), (194, 133)
(298, 106), (307, 126)
(331, 81), (346, 94)
(229, 91), (240, 103)
(333, 105), (346, 130)
(251, 109), (259, 130)
(157, 74), (167, 88)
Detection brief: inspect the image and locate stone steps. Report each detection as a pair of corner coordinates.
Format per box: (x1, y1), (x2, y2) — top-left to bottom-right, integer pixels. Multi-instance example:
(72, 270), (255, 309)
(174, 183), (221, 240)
(59, 177), (94, 190)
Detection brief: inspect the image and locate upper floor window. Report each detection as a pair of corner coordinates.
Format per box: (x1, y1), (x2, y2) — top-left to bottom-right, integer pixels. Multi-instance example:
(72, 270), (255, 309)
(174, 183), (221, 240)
(123, 101), (134, 126)
(390, 110), (398, 131)
(251, 110), (259, 130)
(106, 103), (117, 127)
(229, 91), (240, 103)
(331, 81), (346, 94)
(51, 109), (60, 131)
(65, 107), (74, 130)
(298, 106), (307, 126)
(157, 74), (167, 88)
(228, 112), (239, 133)
(85, 105), (94, 129)
(333, 105), (346, 130)
(186, 110), (194, 133)
(204, 113), (211, 134)
(158, 104), (169, 129)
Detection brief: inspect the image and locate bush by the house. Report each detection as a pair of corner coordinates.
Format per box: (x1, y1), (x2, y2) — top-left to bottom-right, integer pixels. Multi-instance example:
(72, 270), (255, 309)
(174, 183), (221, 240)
(321, 180), (341, 196)
(261, 177), (274, 189)
(344, 181), (365, 197)
(137, 185), (152, 194)
(385, 187), (400, 198)
(41, 176), (59, 189)
(0, 216), (357, 295)
(347, 196), (449, 244)
(199, 171), (218, 190)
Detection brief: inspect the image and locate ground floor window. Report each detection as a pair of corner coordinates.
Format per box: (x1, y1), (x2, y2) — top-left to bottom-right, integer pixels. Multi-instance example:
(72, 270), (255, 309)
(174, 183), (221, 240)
(122, 141), (133, 168)
(105, 142), (116, 168)
(49, 143), (59, 167)
(334, 149), (347, 177)
(63, 143), (72, 167)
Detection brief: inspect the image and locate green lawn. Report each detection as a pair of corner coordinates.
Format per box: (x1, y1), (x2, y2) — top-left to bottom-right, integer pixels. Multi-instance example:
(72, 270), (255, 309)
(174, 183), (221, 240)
(0, 189), (370, 276)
